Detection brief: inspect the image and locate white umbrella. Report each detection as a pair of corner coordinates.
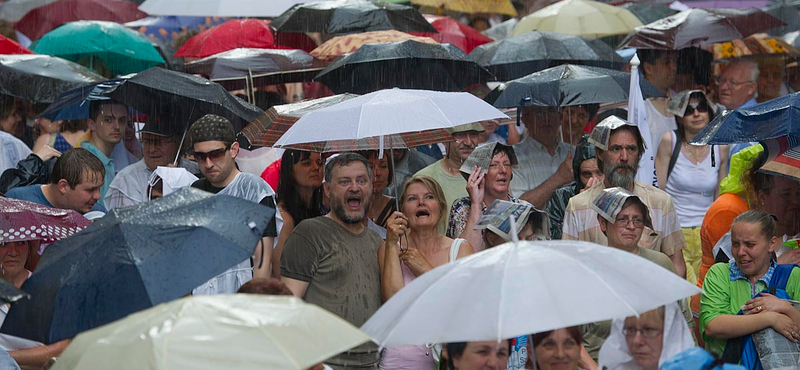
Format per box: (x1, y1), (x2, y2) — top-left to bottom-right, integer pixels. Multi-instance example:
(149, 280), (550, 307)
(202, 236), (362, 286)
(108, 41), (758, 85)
(362, 240), (701, 347)
(0, 0), (59, 22)
(52, 295), (372, 370)
(139, 0), (306, 17)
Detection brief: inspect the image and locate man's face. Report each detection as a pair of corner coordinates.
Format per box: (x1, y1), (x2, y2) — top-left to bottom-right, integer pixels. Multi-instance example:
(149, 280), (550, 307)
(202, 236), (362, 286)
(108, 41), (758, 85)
(448, 131), (480, 161)
(578, 158), (603, 187)
(600, 203), (645, 251)
(716, 64), (757, 109)
(758, 64), (784, 102)
(60, 170), (103, 213)
(193, 140), (238, 187)
(88, 103), (129, 146)
(643, 52), (677, 92)
(325, 161), (372, 224)
(601, 129), (640, 189)
(142, 133), (179, 171)
(561, 106), (589, 145)
(521, 106), (561, 140)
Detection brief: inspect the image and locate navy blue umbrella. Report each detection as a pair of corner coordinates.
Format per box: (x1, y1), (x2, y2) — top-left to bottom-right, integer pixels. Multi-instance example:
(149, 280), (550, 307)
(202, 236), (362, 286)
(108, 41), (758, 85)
(690, 92), (800, 145)
(0, 187), (274, 344)
(39, 78), (126, 122)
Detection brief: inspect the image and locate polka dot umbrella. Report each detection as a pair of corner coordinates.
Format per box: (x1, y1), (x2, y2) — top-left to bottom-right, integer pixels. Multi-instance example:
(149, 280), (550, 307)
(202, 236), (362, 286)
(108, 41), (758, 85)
(0, 198), (91, 244)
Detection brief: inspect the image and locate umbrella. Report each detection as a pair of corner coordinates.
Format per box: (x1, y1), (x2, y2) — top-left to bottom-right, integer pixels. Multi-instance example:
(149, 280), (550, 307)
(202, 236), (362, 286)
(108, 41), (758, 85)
(410, 15), (493, 54)
(103, 67), (263, 132)
(273, 88), (508, 152)
(174, 19), (317, 59)
(125, 16), (228, 41)
(362, 240), (701, 346)
(0, 187), (274, 344)
(759, 136), (800, 181)
(512, 0), (643, 39)
(0, 34), (32, 54)
(32, 21), (165, 76)
(469, 31), (626, 82)
(51, 295), (372, 370)
(311, 30), (438, 62)
(314, 40), (494, 94)
(618, 8), (785, 50)
(707, 33), (800, 61)
(184, 48), (326, 91)
(241, 93), (359, 148)
(762, 0), (800, 36)
(0, 0), (59, 22)
(492, 64), (665, 109)
(0, 54), (103, 103)
(15, 0), (147, 41)
(0, 279), (28, 304)
(139, 0), (306, 17)
(618, 3), (678, 25)
(680, 0), (770, 8)
(482, 18), (517, 41)
(0, 197), (91, 244)
(39, 78), (127, 122)
(411, 0), (517, 16)
(691, 92), (800, 145)
(271, 0), (437, 35)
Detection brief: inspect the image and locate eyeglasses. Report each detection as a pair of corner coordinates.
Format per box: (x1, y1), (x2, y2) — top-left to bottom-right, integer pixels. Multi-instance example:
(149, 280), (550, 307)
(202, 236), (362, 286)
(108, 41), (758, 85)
(614, 217), (644, 228)
(193, 145), (230, 162)
(141, 138), (174, 148)
(683, 103), (709, 117)
(622, 327), (662, 338)
(713, 77), (754, 88)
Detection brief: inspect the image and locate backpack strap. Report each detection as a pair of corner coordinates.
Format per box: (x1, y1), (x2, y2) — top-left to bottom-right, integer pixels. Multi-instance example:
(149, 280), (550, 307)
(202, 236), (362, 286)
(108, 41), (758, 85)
(768, 264), (798, 293)
(666, 130), (682, 185)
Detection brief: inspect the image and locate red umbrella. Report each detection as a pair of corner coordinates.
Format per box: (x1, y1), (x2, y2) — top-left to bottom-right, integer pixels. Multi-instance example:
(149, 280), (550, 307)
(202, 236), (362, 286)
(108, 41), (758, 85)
(14, 0), (148, 41)
(174, 19), (317, 58)
(411, 15), (493, 54)
(0, 198), (91, 244)
(0, 35), (32, 54)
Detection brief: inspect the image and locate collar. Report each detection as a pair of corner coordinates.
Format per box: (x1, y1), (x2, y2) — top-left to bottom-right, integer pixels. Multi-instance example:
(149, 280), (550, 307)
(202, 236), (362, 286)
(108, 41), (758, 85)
(81, 141), (113, 165)
(729, 259), (776, 286)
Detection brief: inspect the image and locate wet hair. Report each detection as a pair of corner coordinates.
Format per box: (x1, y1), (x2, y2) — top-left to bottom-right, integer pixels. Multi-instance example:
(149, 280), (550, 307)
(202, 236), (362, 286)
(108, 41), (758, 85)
(725, 59), (759, 82)
(399, 175), (448, 228)
(324, 152), (371, 184)
(49, 148), (105, 188)
(276, 149), (323, 225)
(355, 150), (395, 184)
(445, 339), (512, 370)
(596, 125), (646, 172)
(675, 92), (717, 138)
(733, 210), (777, 240)
(0, 94), (14, 120)
(743, 151), (775, 209)
(237, 277), (293, 296)
(89, 101), (126, 123)
(530, 326), (583, 349)
(637, 49), (673, 67)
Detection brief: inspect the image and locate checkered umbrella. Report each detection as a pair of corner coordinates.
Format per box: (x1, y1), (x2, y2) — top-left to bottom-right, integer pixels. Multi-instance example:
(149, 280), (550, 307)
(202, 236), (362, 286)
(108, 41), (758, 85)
(0, 198), (91, 244)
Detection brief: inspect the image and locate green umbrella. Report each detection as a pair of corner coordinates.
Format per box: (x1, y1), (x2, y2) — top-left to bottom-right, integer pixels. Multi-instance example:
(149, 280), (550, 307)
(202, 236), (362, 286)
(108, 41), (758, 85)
(32, 20), (165, 76)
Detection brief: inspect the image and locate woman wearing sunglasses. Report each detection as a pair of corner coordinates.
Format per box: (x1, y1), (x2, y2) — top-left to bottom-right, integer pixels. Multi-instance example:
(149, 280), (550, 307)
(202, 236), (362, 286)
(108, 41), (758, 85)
(655, 90), (730, 285)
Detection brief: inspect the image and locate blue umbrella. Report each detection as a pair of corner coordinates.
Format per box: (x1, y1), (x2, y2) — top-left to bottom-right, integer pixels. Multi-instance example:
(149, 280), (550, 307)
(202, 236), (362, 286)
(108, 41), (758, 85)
(39, 78), (127, 121)
(690, 92), (800, 145)
(0, 187), (275, 344)
(125, 16), (228, 41)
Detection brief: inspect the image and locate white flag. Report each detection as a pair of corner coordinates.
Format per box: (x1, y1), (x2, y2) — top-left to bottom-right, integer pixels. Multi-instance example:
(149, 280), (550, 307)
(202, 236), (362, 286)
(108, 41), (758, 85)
(629, 54), (658, 187)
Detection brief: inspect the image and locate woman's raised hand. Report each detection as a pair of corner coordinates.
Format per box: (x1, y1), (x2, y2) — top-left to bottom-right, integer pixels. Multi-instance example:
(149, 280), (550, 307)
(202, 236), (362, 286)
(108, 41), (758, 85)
(466, 166), (485, 206)
(385, 211), (408, 245)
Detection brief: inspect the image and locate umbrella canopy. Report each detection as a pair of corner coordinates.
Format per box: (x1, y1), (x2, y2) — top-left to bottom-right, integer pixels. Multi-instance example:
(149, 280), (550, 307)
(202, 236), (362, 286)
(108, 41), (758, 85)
(242, 93), (359, 148)
(139, 0), (306, 17)
(410, 15), (492, 54)
(0, 54), (103, 103)
(15, 0), (147, 41)
(33, 21), (165, 76)
(707, 33), (800, 61)
(0, 197), (90, 244)
(513, 0), (642, 39)
(315, 40), (494, 94)
(0, 187), (274, 344)
(760, 136), (800, 181)
(492, 64), (665, 109)
(185, 48), (326, 91)
(482, 18), (517, 41)
(691, 92), (800, 145)
(103, 67), (263, 132)
(311, 30), (437, 61)
(411, 0), (516, 16)
(271, 0), (437, 35)
(51, 295), (372, 370)
(469, 31), (626, 82)
(274, 88), (508, 152)
(618, 8), (785, 50)
(174, 19), (316, 58)
(0, 0), (59, 22)
(125, 16), (228, 41)
(618, 3), (678, 25)
(39, 78), (127, 122)
(362, 240), (701, 346)
(0, 279), (28, 304)
(762, 0), (800, 36)
(0, 34), (32, 54)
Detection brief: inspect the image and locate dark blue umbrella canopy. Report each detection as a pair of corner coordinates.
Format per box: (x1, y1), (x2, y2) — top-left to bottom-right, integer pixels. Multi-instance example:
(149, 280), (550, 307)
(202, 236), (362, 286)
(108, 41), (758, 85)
(40, 78), (126, 121)
(691, 92), (800, 145)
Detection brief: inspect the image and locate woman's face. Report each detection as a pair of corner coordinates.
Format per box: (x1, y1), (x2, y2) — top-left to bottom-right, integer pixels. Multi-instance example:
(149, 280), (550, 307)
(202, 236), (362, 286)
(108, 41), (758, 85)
(0, 105), (21, 134)
(533, 329), (580, 370)
(760, 176), (800, 236)
(485, 151), (512, 197)
(0, 241), (29, 276)
(291, 152), (323, 189)
(452, 340), (510, 370)
(731, 221), (778, 279)
(402, 182), (441, 229)
(367, 154), (390, 195)
(623, 314), (664, 370)
(678, 98), (710, 134)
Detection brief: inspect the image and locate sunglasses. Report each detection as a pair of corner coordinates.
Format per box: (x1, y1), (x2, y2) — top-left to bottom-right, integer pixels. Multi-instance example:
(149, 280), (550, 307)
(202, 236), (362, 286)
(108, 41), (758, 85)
(683, 103), (709, 117)
(193, 145), (230, 162)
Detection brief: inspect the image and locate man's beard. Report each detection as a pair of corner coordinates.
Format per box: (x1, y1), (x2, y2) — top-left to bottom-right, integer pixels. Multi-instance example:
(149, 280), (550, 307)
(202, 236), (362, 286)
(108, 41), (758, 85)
(330, 192), (371, 225)
(605, 162), (638, 189)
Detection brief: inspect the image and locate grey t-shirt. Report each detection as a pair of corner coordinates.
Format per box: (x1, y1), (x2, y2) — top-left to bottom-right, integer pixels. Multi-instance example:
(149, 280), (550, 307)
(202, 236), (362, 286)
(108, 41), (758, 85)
(281, 216), (382, 369)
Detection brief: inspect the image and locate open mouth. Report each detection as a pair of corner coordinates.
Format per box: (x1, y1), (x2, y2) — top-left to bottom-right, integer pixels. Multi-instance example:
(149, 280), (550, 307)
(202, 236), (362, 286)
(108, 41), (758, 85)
(346, 196), (362, 209)
(415, 209), (431, 218)
(495, 178), (508, 184)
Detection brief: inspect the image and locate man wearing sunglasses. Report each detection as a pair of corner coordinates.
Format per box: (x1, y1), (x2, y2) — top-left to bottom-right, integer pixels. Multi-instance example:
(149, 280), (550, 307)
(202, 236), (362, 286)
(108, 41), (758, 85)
(188, 114), (278, 295)
(103, 116), (200, 210)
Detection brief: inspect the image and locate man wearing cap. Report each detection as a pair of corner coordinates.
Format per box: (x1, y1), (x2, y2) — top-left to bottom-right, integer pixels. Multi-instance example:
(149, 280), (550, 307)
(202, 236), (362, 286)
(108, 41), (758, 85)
(562, 116), (687, 278)
(414, 122), (483, 234)
(188, 114), (278, 294)
(103, 116), (199, 210)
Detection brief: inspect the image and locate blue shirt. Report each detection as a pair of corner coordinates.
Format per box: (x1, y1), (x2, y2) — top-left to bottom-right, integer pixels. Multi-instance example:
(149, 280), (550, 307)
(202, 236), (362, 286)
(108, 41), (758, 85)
(729, 259), (776, 297)
(81, 141), (115, 208)
(6, 184), (107, 213)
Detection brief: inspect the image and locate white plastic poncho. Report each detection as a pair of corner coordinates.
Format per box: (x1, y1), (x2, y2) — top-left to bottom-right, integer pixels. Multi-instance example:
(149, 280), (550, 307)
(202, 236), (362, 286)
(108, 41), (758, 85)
(598, 302), (694, 370)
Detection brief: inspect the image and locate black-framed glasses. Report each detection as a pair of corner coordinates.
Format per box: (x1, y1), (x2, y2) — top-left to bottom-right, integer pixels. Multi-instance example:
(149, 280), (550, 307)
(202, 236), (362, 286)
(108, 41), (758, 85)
(683, 103), (709, 117)
(614, 217), (644, 228)
(193, 145), (230, 162)
(622, 326), (662, 338)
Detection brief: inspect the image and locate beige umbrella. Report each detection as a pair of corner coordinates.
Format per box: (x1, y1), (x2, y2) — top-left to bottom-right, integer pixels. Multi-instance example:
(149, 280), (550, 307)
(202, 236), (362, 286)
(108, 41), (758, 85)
(512, 0), (642, 38)
(51, 295), (372, 370)
(411, 0), (518, 17)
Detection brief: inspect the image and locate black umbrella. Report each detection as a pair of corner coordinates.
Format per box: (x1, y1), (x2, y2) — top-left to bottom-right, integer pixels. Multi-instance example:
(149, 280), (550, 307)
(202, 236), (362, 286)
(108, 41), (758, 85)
(492, 64), (665, 109)
(103, 67), (263, 132)
(0, 187), (274, 344)
(619, 3), (678, 25)
(315, 40), (494, 94)
(0, 54), (103, 103)
(469, 31), (626, 82)
(0, 279), (28, 304)
(39, 78), (126, 121)
(762, 0), (800, 36)
(271, 0), (437, 35)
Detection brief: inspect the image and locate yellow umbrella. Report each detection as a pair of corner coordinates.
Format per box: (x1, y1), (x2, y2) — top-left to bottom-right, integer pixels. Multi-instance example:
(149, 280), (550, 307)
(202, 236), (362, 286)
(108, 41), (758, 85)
(310, 30), (437, 61)
(512, 0), (642, 38)
(708, 33), (800, 61)
(412, 0), (518, 17)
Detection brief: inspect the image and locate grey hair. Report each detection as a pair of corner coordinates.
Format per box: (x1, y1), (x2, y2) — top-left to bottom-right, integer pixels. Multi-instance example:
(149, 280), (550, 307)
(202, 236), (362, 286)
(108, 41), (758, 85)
(725, 59), (760, 82)
(324, 152), (372, 183)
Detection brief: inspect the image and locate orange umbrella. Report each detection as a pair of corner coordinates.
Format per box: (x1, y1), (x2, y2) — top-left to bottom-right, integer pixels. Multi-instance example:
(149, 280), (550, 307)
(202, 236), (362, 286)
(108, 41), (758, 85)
(310, 30), (437, 61)
(411, 0), (517, 17)
(708, 33), (799, 60)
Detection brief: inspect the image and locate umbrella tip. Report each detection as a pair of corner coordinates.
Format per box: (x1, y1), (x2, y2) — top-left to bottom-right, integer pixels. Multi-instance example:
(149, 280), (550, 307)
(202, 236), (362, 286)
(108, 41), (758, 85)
(630, 53), (641, 67)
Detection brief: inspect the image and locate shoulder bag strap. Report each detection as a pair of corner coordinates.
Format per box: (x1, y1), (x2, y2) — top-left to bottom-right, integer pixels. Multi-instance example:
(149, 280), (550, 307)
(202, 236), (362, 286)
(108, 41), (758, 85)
(666, 130), (682, 185)
(449, 238), (464, 262)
